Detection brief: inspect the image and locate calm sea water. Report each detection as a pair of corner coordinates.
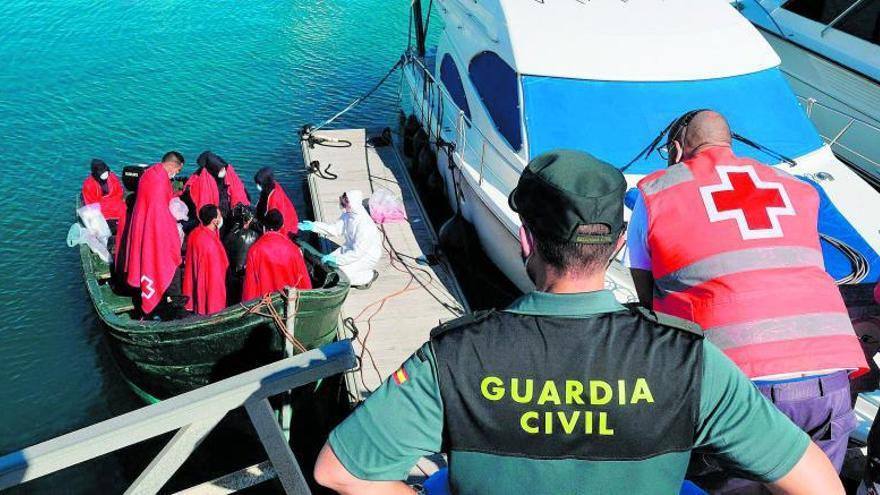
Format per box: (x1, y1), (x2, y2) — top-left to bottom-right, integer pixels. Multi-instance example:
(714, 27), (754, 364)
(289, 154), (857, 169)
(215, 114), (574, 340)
(0, 1), (411, 491)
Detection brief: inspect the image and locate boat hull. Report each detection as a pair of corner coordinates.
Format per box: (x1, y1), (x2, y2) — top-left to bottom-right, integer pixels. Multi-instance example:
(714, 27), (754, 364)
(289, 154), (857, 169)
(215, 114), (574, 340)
(757, 28), (880, 181)
(79, 220), (350, 403)
(400, 60), (638, 302)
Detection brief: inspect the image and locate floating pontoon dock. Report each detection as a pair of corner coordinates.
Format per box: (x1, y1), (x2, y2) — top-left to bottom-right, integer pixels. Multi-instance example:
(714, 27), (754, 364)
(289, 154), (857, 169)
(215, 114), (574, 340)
(302, 128), (470, 399)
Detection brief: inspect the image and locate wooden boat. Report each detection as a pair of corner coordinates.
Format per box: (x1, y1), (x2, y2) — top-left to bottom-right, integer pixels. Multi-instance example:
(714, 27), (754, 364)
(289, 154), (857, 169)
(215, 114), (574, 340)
(77, 210), (350, 403)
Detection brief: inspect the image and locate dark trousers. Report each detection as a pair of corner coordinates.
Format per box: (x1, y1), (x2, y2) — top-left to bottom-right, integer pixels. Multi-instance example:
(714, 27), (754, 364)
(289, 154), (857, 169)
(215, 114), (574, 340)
(148, 265), (185, 320)
(691, 371), (855, 494)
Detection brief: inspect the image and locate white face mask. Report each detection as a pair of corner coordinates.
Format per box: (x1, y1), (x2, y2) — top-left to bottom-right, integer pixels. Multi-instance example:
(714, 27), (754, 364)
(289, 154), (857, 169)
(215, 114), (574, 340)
(99, 171), (109, 181)
(218, 168), (227, 179)
(217, 217), (224, 229)
(256, 184), (262, 192)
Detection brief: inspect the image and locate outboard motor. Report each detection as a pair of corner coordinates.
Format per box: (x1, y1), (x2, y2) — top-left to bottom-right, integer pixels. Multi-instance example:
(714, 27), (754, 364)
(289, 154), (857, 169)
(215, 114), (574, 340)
(121, 165), (148, 192)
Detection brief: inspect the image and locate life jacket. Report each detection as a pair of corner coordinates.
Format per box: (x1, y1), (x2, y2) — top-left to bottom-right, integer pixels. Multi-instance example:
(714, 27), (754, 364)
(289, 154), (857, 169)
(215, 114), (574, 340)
(638, 147), (867, 378)
(431, 308), (704, 494)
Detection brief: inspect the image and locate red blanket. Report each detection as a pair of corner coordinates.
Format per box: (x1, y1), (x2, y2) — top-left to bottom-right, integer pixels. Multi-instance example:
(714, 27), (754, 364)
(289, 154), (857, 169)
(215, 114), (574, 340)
(123, 164), (182, 314)
(185, 164), (250, 212)
(267, 185), (300, 236)
(242, 231), (311, 301)
(82, 173), (126, 220)
(183, 225), (229, 315)
(83, 172), (128, 260)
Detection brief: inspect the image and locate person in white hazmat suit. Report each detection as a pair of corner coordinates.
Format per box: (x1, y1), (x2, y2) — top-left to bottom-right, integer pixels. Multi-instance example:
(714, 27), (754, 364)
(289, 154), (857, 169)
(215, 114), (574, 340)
(298, 190), (381, 288)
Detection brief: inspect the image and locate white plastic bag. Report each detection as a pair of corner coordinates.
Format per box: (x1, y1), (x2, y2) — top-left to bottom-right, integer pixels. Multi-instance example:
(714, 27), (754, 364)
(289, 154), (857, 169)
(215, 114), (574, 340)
(368, 189), (407, 224)
(169, 197), (189, 221)
(66, 223), (87, 247)
(77, 203), (111, 243)
(66, 223), (110, 262)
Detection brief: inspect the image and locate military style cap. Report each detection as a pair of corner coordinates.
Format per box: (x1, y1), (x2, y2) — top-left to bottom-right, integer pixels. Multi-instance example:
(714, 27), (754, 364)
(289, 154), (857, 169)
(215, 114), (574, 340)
(508, 150), (626, 244)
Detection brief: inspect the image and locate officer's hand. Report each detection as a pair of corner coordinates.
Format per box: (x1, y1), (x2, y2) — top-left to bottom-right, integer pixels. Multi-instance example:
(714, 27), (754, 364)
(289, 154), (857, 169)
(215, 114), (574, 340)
(298, 221), (314, 232)
(321, 253), (337, 267)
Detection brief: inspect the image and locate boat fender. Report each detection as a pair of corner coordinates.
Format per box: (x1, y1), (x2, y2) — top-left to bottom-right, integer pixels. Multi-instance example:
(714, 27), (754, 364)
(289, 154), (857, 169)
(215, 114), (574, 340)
(426, 169), (444, 197)
(624, 303), (704, 338)
(430, 309), (495, 338)
(411, 129), (430, 172)
(439, 214), (478, 268)
(403, 114), (421, 158)
(417, 145), (438, 180)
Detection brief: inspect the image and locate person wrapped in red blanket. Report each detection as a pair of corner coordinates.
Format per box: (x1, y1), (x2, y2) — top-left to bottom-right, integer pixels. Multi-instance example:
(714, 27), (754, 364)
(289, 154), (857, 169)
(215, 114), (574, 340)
(254, 167), (299, 238)
(82, 159), (127, 224)
(184, 151), (249, 225)
(122, 154), (186, 316)
(183, 204), (229, 315)
(242, 209), (312, 301)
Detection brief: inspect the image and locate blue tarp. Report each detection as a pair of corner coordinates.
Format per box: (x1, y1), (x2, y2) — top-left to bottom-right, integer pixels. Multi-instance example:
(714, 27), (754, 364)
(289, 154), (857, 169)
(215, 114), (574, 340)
(806, 177), (880, 283)
(521, 68), (823, 174)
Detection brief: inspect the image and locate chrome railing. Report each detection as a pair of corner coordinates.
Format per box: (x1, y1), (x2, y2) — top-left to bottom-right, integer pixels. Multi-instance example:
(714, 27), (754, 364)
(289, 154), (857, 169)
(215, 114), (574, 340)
(0, 341), (357, 495)
(403, 52), (525, 193)
(798, 95), (880, 177)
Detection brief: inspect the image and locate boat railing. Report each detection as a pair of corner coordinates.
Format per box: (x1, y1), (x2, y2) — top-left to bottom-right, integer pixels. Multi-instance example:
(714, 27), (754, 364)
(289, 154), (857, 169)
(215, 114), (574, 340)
(0, 340), (357, 495)
(797, 95), (880, 179)
(405, 52), (525, 191)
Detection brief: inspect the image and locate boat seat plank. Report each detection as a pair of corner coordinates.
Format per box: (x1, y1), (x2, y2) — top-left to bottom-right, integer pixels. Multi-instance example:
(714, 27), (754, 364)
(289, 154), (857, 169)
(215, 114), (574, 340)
(99, 283), (135, 314)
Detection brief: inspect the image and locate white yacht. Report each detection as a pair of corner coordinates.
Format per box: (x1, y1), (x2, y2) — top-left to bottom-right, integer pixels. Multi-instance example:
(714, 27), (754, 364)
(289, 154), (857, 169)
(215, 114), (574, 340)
(398, 0), (880, 304)
(732, 0), (880, 182)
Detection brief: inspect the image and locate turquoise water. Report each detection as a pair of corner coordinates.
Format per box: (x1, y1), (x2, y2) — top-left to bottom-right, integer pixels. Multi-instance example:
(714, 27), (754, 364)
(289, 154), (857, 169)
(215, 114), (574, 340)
(0, 1), (410, 491)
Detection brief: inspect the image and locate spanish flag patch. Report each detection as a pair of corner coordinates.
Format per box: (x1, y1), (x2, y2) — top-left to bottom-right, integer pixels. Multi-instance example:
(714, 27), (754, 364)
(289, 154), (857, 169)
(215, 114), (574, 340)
(392, 367), (409, 385)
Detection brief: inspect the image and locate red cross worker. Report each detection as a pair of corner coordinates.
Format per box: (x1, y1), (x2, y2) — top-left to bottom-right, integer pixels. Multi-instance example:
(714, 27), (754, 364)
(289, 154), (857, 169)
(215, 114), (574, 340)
(626, 110), (865, 491)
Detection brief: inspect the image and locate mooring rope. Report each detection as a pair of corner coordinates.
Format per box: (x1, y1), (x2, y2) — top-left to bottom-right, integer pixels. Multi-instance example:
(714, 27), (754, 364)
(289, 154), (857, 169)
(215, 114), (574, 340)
(240, 292), (308, 354)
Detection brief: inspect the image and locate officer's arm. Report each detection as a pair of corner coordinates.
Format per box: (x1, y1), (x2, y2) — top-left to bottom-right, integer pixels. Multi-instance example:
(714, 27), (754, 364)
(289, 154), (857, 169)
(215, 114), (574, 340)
(314, 343), (443, 493)
(314, 445), (416, 495)
(766, 442), (844, 494)
(694, 341), (842, 493)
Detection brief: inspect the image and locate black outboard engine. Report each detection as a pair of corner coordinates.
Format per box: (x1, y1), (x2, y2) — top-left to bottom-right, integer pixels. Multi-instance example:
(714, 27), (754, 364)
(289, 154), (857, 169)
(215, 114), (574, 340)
(121, 165), (148, 192)
(223, 204), (260, 304)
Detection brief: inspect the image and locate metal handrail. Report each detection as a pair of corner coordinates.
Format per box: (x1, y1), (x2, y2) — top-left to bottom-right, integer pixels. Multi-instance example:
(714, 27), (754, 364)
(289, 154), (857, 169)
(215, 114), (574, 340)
(0, 340), (357, 494)
(406, 52), (526, 170)
(402, 57), (522, 195)
(821, 0), (870, 36)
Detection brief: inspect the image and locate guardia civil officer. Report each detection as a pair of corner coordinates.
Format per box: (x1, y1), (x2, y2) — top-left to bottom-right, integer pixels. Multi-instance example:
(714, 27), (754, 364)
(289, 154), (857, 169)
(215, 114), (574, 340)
(315, 150), (844, 495)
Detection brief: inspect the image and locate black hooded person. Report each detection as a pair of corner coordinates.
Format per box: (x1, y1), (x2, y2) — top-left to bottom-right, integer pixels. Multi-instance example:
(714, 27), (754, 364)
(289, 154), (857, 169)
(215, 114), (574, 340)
(183, 151), (250, 223)
(254, 166), (300, 239)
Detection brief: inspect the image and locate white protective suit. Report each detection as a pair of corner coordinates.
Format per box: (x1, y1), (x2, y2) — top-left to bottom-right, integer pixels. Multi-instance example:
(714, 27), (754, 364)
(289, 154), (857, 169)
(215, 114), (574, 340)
(311, 190), (382, 286)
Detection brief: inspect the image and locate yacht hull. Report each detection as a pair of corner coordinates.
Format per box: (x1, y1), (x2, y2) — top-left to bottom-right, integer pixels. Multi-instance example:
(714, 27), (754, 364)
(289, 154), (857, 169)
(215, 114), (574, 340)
(757, 28), (880, 181)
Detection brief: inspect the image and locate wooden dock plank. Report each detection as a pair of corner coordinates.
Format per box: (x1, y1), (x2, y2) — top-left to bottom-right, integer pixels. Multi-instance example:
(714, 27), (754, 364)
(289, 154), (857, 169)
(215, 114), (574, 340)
(302, 128), (469, 399)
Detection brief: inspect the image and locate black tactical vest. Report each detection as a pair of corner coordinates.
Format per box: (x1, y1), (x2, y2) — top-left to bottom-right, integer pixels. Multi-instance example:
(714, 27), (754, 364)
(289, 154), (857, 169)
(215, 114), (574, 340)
(431, 307), (704, 466)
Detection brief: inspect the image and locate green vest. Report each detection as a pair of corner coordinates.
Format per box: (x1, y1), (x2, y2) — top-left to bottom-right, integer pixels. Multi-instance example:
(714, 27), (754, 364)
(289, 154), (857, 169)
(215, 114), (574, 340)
(430, 307), (704, 493)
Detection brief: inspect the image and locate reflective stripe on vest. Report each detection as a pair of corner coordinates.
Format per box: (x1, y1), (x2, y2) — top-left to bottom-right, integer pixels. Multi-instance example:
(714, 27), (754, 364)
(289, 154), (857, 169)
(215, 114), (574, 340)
(637, 147), (867, 378)
(653, 246), (823, 297)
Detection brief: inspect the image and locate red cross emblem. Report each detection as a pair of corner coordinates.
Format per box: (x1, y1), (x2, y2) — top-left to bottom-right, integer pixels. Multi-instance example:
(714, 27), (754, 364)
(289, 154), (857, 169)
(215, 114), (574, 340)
(699, 165), (795, 240)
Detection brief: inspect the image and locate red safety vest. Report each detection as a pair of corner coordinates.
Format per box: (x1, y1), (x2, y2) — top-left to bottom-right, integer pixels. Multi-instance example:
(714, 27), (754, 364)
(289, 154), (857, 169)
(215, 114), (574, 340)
(638, 147), (867, 378)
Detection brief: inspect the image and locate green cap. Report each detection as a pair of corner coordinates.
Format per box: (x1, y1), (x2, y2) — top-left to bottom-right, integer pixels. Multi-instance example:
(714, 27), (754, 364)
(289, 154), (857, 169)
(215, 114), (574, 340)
(508, 150), (626, 244)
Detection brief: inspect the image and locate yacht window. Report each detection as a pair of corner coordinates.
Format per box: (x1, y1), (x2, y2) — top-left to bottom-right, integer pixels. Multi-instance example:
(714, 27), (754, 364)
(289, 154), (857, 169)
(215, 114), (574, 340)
(439, 54), (471, 120)
(468, 51), (522, 151)
(784, 0), (880, 44)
